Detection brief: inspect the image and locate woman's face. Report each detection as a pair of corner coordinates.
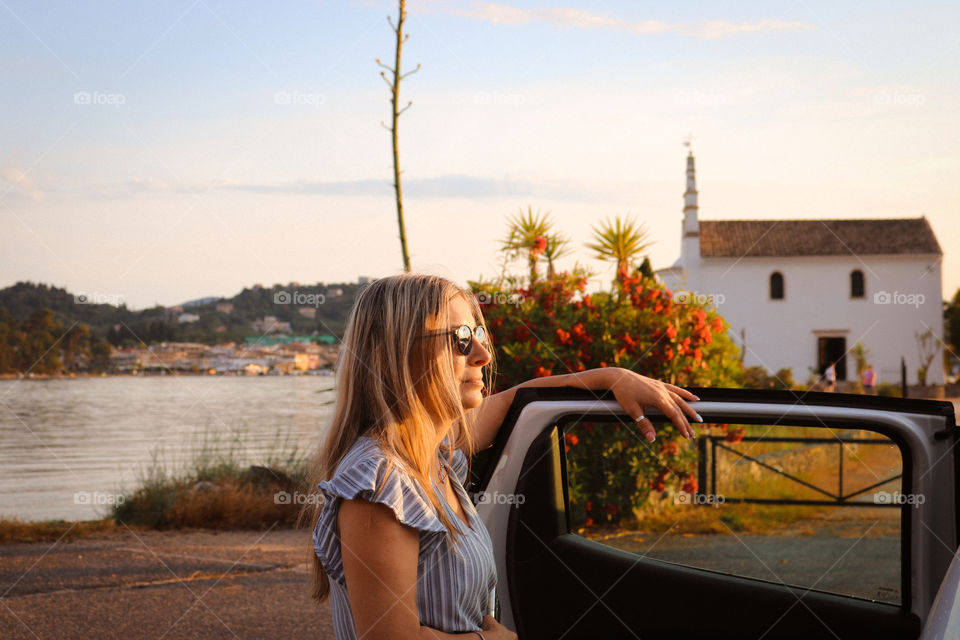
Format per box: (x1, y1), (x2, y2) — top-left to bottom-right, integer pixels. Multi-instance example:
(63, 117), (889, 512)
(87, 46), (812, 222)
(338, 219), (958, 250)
(446, 295), (491, 410)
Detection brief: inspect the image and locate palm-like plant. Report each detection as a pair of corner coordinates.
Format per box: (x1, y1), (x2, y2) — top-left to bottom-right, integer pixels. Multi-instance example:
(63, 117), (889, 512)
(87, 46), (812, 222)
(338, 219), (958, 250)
(501, 206), (554, 281)
(585, 215), (654, 276)
(543, 233), (573, 279)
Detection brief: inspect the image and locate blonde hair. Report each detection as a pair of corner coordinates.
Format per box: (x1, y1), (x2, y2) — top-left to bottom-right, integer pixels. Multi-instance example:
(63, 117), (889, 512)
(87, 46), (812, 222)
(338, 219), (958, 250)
(305, 272), (496, 603)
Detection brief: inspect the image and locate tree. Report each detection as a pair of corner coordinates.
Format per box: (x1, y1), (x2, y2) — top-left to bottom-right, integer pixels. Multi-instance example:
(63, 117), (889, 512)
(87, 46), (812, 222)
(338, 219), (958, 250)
(585, 215), (653, 278)
(945, 290), (960, 368)
(500, 207), (554, 282)
(377, 0), (420, 272)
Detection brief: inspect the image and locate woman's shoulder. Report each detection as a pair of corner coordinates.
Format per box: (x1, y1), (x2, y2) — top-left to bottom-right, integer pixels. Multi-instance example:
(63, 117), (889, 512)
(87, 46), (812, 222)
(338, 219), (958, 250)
(317, 436), (447, 535)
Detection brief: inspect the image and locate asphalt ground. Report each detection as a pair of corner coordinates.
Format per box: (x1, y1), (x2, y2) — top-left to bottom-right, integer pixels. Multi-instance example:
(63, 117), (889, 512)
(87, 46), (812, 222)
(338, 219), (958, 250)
(0, 528), (333, 639)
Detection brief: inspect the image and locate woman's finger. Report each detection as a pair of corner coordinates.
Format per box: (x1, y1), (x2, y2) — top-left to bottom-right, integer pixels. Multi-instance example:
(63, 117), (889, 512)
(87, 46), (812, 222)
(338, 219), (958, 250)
(634, 414), (657, 442)
(661, 394), (693, 440)
(620, 398), (657, 442)
(670, 390), (703, 430)
(664, 383), (700, 402)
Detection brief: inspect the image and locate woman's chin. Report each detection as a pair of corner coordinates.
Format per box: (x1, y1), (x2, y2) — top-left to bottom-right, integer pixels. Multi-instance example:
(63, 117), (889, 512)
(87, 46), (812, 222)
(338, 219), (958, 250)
(460, 388), (484, 409)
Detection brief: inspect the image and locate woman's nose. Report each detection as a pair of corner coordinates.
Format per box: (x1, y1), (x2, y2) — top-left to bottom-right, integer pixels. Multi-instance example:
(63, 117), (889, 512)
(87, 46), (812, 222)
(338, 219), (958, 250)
(469, 337), (491, 366)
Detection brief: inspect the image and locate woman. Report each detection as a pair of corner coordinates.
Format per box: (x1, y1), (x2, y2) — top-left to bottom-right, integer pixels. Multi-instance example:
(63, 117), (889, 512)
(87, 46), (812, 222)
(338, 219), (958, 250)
(307, 273), (701, 639)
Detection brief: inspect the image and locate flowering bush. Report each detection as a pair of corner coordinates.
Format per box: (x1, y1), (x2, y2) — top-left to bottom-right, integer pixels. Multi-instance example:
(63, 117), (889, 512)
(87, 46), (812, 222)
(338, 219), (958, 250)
(471, 266), (742, 526)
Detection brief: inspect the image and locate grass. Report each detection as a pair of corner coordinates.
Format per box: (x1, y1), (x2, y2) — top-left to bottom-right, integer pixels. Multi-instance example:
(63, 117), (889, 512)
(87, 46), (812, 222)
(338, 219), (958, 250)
(580, 425), (902, 539)
(112, 425), (314, 530)
(0, 517), (122, 544)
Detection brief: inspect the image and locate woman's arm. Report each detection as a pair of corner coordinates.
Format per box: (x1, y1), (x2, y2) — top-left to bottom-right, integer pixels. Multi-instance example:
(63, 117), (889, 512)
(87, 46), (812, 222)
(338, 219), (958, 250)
(470, 367), (701, 451)
(339, 499), (515, 639)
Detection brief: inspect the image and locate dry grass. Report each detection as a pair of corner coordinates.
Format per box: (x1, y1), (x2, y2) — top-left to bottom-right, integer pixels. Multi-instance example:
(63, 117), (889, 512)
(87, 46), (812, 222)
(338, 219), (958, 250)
(0, 517), (121, 544)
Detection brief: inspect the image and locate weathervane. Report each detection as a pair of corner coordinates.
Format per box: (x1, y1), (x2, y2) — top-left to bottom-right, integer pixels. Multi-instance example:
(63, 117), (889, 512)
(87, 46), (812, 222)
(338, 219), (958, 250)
(683, 133), (695, 150)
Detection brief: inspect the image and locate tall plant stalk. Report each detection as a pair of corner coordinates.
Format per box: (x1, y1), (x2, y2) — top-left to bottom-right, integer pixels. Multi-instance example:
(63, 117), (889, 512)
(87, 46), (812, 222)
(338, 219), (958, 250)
(377, 0), (420, 272)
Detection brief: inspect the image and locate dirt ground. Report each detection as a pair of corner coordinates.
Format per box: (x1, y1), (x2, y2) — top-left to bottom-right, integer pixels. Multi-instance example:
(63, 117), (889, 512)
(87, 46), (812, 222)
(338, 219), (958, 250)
(0, 528), (334, 639)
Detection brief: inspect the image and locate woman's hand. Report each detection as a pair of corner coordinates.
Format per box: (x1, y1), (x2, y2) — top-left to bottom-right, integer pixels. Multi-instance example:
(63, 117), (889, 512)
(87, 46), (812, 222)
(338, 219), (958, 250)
(606, 368), (701, 442)
(480, 613), (518, 640)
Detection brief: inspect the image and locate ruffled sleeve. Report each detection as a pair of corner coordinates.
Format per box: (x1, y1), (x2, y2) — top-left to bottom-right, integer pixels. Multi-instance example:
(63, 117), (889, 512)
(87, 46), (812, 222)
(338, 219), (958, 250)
(312, 438), (449, 585)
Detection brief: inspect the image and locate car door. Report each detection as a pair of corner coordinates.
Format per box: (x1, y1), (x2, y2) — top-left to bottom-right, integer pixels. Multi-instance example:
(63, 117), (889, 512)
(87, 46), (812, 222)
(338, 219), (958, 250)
(469, 387), (957, 639)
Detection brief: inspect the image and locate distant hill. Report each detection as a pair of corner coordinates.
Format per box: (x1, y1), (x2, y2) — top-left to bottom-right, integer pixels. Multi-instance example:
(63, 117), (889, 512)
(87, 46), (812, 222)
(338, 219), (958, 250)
(180, 296), (221, 308)
(0, 281), (362, 347)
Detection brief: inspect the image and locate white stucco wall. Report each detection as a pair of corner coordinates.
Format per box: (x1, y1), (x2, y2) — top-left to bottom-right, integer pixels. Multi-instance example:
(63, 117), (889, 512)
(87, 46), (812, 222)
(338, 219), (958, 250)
(666, 253), (944, 386)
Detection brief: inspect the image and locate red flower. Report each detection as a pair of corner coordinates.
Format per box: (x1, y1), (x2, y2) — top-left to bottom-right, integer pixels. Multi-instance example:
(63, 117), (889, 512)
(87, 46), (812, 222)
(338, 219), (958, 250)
(564, 433), (579, 447)
(534, 365), (552, 378)
(665, 324), (678, 340)
(532, 236), (547, 255)
(555, 328), (572, 345)
(712, 317), (724, 333)
(682, 478), (698, 494)
(725, 427), (745, 443)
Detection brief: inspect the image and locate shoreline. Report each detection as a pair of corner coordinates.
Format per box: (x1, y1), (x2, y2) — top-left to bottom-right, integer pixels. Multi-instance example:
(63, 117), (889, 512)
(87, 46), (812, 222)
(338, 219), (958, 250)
(0, 370), (335, 380)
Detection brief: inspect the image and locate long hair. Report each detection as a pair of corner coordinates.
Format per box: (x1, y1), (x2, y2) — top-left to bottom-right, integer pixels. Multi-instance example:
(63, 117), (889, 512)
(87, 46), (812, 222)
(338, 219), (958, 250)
(304, 273), (496, 603)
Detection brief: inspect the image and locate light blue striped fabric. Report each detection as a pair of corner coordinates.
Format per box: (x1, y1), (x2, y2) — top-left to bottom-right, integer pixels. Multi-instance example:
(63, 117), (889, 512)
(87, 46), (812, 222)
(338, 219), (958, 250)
(313, 435), (497, 638)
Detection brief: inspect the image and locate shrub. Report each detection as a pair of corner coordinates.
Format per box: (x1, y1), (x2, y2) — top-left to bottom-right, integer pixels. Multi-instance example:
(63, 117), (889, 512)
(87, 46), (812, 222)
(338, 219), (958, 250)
(472, 266), (742, 525)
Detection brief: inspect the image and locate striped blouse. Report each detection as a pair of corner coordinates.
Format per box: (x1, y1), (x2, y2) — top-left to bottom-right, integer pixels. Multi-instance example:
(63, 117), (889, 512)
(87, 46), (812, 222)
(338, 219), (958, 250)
(312, 435), (497, 638)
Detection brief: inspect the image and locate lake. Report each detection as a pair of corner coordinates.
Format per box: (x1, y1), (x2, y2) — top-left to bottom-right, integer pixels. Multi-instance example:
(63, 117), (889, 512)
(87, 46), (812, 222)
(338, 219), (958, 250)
(0, 376), (336, 521)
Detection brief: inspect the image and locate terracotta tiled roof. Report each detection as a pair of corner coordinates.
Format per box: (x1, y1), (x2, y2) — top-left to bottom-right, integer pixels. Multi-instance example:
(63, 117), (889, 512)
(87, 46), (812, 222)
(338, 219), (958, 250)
(698, 217), (941, 258)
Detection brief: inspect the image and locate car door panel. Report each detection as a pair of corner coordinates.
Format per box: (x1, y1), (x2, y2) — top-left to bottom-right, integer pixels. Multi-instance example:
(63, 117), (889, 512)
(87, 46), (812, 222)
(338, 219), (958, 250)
(471, 387), (957, 639)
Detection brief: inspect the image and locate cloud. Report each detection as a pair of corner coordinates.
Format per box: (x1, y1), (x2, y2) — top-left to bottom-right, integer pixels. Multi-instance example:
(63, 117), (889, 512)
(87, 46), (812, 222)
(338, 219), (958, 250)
(0, 166), (45, 200)
(38, 174), (608, 201)
(421, 2), (814, 39)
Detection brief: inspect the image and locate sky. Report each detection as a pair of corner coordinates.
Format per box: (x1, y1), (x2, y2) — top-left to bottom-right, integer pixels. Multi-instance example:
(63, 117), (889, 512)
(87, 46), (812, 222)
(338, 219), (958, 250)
(1, 0), (958, 310)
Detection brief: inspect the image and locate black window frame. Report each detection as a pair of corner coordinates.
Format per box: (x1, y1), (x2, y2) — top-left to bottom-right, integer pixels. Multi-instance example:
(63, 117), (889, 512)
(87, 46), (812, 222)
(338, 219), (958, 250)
(851, 269), (865, 298)
(769, 271), (785, 300)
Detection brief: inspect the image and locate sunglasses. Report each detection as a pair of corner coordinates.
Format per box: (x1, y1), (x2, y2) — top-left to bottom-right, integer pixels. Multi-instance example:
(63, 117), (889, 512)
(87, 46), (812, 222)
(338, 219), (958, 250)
(418, 324), (488, 355)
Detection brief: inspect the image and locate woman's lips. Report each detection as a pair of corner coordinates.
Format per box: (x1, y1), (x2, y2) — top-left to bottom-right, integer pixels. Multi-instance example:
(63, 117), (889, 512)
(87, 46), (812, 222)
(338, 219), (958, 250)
(463, 379), (483, 386)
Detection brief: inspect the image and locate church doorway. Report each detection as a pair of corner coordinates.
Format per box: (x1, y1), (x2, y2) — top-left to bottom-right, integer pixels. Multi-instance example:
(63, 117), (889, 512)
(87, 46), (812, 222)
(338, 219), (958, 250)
(818, 337), (847, 381)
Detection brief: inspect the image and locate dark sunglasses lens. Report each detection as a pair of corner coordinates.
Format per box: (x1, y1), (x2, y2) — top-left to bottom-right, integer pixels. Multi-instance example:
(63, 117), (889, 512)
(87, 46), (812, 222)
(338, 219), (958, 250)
(455, 325), (473, 355)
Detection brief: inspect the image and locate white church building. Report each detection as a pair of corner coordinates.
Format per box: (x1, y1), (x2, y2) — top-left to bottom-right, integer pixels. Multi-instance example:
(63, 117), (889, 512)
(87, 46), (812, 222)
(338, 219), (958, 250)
(657, 150), (945, 387)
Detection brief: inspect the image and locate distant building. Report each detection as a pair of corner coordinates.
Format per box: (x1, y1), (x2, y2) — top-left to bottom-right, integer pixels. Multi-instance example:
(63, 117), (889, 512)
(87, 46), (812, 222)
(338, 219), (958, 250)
(325, 288), (343, 298)
(658, 149), (944, 386)
(298, 307), (317, 318)
(251, 316), (292, 334)
(177, 313), (200, 324)
(216, 302), (234, 314)
(357, 276), (370, 285)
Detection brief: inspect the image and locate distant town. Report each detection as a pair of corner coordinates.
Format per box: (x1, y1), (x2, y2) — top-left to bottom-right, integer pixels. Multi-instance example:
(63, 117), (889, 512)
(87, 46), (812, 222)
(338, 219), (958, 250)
(108, 337), (339, 376)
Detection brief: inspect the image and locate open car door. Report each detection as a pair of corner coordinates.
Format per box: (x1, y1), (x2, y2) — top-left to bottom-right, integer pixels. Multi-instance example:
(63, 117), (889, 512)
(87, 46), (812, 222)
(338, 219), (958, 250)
(470, 387), (958, 639)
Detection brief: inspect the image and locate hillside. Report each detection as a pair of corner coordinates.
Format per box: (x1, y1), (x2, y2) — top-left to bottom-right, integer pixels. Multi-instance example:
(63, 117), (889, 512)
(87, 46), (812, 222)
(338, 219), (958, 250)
(0, 281), (361, 346)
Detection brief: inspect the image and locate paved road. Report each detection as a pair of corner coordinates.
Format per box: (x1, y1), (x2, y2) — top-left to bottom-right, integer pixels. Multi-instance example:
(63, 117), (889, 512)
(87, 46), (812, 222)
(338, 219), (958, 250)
(0, 528), (334, 639)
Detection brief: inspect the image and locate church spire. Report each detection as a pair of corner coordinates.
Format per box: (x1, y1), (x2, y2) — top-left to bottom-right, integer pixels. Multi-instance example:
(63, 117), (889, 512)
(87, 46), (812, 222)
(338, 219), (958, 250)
(683, 138), (699, 237)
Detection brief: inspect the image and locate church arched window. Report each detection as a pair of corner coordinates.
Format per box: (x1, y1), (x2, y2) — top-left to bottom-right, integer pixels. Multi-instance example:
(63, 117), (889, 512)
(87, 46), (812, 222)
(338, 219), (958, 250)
(850, 270), (865, 298)
(770, 272), (784, 300)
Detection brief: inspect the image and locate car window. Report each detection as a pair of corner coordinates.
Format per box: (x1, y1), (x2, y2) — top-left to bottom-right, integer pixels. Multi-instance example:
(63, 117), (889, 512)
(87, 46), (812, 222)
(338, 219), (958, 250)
(561, 417), (907, 605)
